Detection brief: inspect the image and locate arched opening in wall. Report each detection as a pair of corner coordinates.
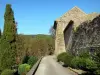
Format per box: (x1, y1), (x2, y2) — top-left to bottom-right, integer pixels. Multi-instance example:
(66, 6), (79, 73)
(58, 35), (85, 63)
(64, 20), (74, 50)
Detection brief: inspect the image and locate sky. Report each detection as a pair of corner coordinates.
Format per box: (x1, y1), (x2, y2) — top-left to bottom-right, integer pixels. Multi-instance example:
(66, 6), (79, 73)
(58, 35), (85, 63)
(0, 0), (100, 35)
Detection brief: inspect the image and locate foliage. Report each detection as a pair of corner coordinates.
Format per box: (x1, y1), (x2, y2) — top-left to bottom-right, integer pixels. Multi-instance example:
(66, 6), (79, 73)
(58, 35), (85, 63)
(25, 34), (55, 57)
(1, 69), (14, 75)
(16, 34), (25, 64)
(3, 4), (17, 42)
(79, 51), (90, 59)
(71, 56), (83, 69)
(85, 58), (97, 71)
(70, 49), (100, 74)
(0, 29), (1, 38)
(96, 53), (100, 62)
(15, 34), (54, 65)
(93, 50), (100, 74)
(0, 4), (55, 74)
(49, 26), (55, 38)
(71, 57), (97, 71)
(18, 64), (30, 75)
(28, 56), (38, 67)
(0, 4), (17, 70)
(22, 54), (30, 64)
(14, 34), (55, 64)
(57, 52), (73, 66)
(94, 50), (100, 65)
(94, 70), (100, 75)
(0, 33), (54, 69)
(57, 52), (66, 62)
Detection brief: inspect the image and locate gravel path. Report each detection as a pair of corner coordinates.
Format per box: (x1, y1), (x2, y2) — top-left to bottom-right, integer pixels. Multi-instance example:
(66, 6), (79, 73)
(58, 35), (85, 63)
(35, 56), (77, 75)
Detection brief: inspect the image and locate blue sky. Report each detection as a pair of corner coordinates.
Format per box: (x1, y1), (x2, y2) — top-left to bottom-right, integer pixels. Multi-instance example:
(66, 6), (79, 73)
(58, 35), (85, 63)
(0, 0), (100, 35)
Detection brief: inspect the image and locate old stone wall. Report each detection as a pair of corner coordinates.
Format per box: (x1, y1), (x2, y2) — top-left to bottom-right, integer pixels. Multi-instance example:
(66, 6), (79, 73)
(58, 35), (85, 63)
(56, 6), (87, 31)
(54, 6), (99, 55)
(55, 21), (66, 55)
(70, 15), (100, 55)
(54, 7), (87, 55)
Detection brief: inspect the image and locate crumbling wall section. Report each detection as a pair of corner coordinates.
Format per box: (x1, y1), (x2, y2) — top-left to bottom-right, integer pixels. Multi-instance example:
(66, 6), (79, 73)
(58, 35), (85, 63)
(70, 15), (100, 55)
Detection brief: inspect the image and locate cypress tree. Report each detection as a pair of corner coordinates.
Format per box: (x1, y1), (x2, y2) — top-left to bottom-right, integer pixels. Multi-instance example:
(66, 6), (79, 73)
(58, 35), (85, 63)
(0, 4), (17, 70)
(0, 29), (1, 37)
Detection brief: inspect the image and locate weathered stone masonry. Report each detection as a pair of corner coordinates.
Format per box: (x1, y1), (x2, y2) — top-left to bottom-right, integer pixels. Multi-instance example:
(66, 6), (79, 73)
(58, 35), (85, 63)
(71, 15), (100, 55)
(53, 6), (99, 55)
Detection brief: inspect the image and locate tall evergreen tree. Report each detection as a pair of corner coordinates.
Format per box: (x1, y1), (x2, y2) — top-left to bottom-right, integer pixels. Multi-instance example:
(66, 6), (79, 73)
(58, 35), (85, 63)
(0, 29), (1, 38)
(0, 4), (17, 70)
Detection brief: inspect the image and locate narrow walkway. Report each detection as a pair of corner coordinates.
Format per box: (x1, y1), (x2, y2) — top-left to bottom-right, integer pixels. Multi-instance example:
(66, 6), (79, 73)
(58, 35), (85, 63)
(35, 56), (77, 75)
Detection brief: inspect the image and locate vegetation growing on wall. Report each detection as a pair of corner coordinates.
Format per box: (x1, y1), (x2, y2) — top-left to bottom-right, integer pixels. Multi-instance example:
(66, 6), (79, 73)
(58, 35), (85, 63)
(71, 15), (100, 55)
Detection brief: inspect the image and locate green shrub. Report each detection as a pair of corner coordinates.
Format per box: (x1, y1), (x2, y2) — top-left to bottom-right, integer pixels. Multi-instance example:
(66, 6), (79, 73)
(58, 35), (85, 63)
(57, 52), (73, 66)
(18, 64), (30, 75)
(71, 57), (97, 71)
(57, 52), (66, 62)
(1, 69), (14, 75)
(94, 70), (100, 75)
(28, 56), (38, 67)
(22, 55), (30, 64)
(71, 56), (85, 69)
(85, 58), (97, 71)
(79, 52), (90, 59)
